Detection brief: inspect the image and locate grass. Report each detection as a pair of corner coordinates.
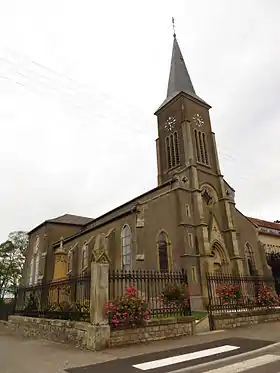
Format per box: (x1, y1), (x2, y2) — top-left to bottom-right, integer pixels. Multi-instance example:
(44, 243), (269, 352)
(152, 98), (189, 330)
(151, 310), (207, 321)
(192, 311), (208, 320)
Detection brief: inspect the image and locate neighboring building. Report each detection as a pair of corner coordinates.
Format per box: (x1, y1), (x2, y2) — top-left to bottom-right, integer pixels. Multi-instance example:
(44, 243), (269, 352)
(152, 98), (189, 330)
(24, 214), (93, 287)
(23, 33), (270, 310)
(248, 218), (280, 291)
(248, 217), (280, 254)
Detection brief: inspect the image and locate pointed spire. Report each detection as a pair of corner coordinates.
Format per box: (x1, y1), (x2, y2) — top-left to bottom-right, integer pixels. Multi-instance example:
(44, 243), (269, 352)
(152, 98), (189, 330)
(167, 35), (196, 98)
(155, 28), (209, 114)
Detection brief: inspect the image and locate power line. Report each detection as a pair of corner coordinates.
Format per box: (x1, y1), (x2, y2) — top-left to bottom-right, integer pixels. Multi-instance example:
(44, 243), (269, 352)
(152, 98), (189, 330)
(0, 51), (273, 187)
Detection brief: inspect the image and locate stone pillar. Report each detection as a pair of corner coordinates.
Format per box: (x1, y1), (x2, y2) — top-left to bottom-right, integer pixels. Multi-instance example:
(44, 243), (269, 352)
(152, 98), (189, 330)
(90, 262), (109, 324)
(89, 260), (110, 350)
(189, 165), (211, 307)
(53, 237), (67, 281)
(53, 249), (67, 280)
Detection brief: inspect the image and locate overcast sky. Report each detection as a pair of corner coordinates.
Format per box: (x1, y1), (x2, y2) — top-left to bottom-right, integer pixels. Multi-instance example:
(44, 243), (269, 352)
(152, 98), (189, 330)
(0, 0), (279, 242)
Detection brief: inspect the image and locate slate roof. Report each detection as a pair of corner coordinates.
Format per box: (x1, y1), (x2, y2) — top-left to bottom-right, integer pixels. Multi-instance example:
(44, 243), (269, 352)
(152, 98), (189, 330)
(155, 35), (209, 113)
(28, 214), (93, 235)
(248, 217), (280, 232)
(48, 214), (93, 226)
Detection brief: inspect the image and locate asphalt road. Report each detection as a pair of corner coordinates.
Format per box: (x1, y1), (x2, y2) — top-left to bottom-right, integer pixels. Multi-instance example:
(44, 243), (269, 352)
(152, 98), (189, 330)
(191, 346), (280, 373)
(66, 337), (275, 373)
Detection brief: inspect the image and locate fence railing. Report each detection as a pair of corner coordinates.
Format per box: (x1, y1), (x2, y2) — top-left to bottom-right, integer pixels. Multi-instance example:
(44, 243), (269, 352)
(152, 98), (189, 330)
(13, 269), (191, 326)
(15, 275), (90, 321)
(108, 269), (191, 324)
(207, 273), (280, 315)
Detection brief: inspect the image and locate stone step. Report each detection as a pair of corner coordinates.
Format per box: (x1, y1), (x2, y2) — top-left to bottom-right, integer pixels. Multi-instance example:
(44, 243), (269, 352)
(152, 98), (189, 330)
(195, 314), (210, 333)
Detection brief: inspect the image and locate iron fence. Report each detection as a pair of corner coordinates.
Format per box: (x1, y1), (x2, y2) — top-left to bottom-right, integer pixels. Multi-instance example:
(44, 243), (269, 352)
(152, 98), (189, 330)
(15, 275), (90, 321)
(207, 273), (279, 315)
(108, 269), (191, 325)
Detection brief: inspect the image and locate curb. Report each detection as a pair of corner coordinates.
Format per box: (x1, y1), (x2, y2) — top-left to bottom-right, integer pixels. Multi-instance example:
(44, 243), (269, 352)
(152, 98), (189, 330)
(170, 341), (280, 373)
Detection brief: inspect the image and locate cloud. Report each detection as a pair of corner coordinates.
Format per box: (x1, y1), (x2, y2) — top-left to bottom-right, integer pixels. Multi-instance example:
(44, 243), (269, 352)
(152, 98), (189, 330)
(0, 0), (279, 241)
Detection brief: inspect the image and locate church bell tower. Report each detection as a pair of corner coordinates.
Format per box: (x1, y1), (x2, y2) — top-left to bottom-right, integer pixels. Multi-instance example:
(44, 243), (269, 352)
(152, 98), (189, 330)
(154, 32), (222, 186)
(154, 26), (244, 282)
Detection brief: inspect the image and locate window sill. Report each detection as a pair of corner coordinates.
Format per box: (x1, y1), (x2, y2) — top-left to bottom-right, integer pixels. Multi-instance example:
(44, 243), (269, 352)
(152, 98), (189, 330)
(165, 164), (181, 173)
(197, 161), (211, 168)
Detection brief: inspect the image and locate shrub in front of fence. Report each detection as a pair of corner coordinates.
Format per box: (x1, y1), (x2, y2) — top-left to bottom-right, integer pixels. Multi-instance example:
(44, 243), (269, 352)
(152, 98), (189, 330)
(16, 276), (91, 321)
(21, 293), (90, 321)
(208, 274), (280, 312)
(161, 283), (190, 306)
(108, 269), (191, 319)
(256, 285), (280, 308)
(215, 283), (280, 308)
(106, 284), (150, 329)
(216, 284), (242, 305)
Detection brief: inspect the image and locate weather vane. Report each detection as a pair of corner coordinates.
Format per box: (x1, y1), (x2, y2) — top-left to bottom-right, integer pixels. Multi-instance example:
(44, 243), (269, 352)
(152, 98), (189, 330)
(172, 17), (176, 37)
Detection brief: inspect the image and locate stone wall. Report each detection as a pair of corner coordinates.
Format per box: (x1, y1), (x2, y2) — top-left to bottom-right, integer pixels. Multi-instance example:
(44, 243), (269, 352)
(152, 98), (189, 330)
(110, 317), (195, 347)
(211, 310), (280, 330)
(1, 315), (195, 350)
(0, 315), (110, 351)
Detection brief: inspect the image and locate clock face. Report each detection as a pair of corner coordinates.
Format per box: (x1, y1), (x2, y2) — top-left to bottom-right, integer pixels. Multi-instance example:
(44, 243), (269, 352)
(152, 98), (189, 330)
(164, 116), (176, 132)
(192, 113), (204, 127)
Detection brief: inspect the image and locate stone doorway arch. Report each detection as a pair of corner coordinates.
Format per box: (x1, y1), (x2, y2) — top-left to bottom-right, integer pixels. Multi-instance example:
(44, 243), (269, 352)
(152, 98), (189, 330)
(209, 241), (229, 274)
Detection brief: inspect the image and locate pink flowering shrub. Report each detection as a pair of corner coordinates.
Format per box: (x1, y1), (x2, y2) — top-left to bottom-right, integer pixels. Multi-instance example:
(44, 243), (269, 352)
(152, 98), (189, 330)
(256, 285), (280, 307)
(216, 284), (241, 305)
(105, 284), (150, 328)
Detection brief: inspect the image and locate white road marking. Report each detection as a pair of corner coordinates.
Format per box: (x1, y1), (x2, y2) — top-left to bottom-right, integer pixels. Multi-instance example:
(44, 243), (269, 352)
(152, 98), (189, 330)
(203, 354), (280, 373)
(132, 345), (240, 371)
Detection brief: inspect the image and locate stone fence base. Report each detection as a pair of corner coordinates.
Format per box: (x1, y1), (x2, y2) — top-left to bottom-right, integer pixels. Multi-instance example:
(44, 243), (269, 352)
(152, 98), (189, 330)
(110, 316), (196, 347)
(0, 315), (196, 350)
(0, 316), (110, 351)
(211, 310), (280, 330)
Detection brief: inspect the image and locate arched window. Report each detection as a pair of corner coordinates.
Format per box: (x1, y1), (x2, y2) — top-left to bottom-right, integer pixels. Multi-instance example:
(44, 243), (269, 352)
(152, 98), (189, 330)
(158, 232), (170, 272)
(202, 133), (208, 164)
(174, 131), (180, 165)
(211, 242), (228, 274)
(34, 236), (40, 254)
(245, 243), (256, 275)
(29, 257), (34, 286)
(165, 137), (171, 168)
(121, 225), (132, 271)
(194, 129), (200, 162)
(67, 249), (73, 274)
(165, 132), (180, 169)
(194, 129), (209, 166)
(34, 254), (40, 284)
(81, 244), (88, 271)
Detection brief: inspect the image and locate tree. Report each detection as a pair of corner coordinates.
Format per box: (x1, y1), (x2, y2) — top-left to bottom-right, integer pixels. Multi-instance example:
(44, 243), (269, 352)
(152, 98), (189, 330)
(0, 231), (28, 299)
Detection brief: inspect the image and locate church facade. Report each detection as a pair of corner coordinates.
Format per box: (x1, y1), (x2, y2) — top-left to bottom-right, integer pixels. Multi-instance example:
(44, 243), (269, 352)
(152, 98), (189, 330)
(23, 34), (270, 310)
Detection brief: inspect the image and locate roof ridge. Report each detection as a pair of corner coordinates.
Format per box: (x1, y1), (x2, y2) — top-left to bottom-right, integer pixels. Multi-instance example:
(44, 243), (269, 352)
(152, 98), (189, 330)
(248, 216), (280, 230)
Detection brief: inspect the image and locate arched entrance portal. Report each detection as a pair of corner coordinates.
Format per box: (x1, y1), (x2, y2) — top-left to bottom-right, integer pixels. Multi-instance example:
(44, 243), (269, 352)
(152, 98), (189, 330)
(267, 251), (280, 295)
(244, 243), (257, 276)
(210, 242), (229, 274)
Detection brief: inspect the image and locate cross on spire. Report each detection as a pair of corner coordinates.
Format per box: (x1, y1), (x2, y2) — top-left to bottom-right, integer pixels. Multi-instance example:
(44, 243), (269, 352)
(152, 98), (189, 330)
(172, 17), (176, 38)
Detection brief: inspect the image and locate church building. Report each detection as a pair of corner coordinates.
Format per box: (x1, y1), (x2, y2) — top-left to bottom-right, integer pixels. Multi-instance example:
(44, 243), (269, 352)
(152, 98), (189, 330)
(23, 33), (269, 310)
